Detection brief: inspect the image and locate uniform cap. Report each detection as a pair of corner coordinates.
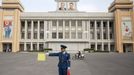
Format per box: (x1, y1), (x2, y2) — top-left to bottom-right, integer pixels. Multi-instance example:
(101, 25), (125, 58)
(61, 45), (67, 49)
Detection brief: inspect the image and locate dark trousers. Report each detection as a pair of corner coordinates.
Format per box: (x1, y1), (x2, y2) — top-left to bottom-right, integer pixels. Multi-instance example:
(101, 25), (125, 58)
(58, 68), (67, 75)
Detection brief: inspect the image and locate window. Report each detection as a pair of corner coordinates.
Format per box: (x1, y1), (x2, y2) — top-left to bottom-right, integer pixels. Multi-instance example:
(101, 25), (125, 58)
(85, 21), (88, 31)
(52, 32), (57, 39)
(52, 21), (57, 27)
(33, 44), (37, 51)
(78, 32), (82, 39)
(71, 32), (76, 39)
(59, 20), (63, 27)
(34, 21), (38, 30)
(91, 44), (95, 49)
(65, 32), (69, 39)
(103, 21), (107, 28)
(40, 21), (44, 30)
(26, 43), (31, 50)
(109, 21), (113, 28)
(40, 32), (44, 39)
(34, 32), (37, 39)
(47, 33), (49, 39)
(27, 32), (31, 39)
(90, 21), (94, 28)
(71, 20), (76, 27)
(104, 33), (107, 39)
(97, 21), (101, 28)
(97, 33), (100, 39)
(21, 32), (25, 39)
(21, 21), (25, 29)
(27, 21), (31, 29)
(110, 33), (113, 39)
(47, 21), (49, 31)
(39, 44), (44, 51)
(78, 21), (82, 27)
(65, 21), (69, 27)
(59, 32), (63, 39)
(90, 32), (94, 39)
(20, 44), (24, 51)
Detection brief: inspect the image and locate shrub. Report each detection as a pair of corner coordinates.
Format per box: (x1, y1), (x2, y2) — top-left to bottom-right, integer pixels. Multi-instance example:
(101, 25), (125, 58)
(44, 48), (52, 52)
(94, 50), (110, 53)
(83, 48), (95, 53)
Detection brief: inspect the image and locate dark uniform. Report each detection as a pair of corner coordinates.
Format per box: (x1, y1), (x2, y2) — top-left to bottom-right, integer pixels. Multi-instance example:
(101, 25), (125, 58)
(49, 45), (71, 75)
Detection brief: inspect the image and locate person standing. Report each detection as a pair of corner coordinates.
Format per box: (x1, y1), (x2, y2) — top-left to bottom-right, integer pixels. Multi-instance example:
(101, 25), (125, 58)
(46, 45), (71, 75)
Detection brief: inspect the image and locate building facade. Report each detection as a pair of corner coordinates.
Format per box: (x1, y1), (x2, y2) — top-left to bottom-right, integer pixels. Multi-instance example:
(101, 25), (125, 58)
(0, 0), (134, 53)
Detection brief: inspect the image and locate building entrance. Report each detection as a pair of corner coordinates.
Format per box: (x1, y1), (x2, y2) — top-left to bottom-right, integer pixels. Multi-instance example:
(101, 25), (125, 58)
(3, 43), (12, 52)
(123, 44), (133, 53)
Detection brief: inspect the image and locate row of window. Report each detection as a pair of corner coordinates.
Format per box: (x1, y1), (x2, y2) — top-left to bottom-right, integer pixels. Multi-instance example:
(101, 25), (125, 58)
(21, 31), (113, 39)
(21, 20), (114, 39)
(91, 44), (115, 51)
(21, 20), (114, 31)
(20, 43), (44, 51)
(19, 43), (115, 52)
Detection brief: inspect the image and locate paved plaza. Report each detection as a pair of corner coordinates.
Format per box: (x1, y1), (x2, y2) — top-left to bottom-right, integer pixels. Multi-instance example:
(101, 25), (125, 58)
(0, 52), (134, 75)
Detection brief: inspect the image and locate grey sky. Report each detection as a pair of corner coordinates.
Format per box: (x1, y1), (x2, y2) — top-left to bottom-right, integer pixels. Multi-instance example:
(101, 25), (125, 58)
(20, 0), (116, 12)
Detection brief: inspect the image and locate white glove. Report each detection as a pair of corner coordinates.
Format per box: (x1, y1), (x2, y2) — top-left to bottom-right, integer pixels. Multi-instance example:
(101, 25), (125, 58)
(46, 53), (49, 55)
(68, 67), (70, 69)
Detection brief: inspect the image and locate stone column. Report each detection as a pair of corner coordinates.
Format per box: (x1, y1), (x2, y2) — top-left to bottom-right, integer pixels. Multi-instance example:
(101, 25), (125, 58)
(31, 20), (34, 39)
(69, 20), (71, 39)
(95, 21), (97, 51)
(94, 21), (97, 40)
(44, 21), (47, 40)
(31, 42), (33, 51)
(63, 20), (65, 39)
(57, 20), (59, 39)
(43, 43), (46, 49)
(37, 21), (40, 40)
(107, 21), (111, 52)
(88, 20), (91, 48)
(24, 42), (26, 51)
(82, 21), (85, 39)
(76, 20), (78, 39)
(107, 21), (110, 40)
(101, 43), (104, 51)
(86, 21), (89, 39)
(37, 43), (39, 51)
(101, 21), (104, 51)
(101, 21), (104, 40)
(25, 20), (28, 39)
(88, 20), (91, 39)
(108, 43), (111, 52)
(50, 21), (52, 39)
(95, 43), (97, 51)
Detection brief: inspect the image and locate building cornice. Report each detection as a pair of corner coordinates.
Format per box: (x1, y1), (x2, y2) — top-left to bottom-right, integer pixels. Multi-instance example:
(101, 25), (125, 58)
(21, 12), (114, 20)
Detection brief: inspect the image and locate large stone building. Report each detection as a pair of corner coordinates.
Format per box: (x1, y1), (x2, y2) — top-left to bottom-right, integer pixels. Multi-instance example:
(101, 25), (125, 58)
(0, 0), (134, 53)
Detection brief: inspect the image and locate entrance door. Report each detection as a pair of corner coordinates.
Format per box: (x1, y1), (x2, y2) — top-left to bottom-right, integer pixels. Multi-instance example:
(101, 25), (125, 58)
(3, 43), (12, 52)
(123, 44), (133, 53)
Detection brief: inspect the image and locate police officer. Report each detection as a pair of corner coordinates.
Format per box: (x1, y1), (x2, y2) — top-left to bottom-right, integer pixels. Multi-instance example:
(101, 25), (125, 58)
(47, 45), (71, 75)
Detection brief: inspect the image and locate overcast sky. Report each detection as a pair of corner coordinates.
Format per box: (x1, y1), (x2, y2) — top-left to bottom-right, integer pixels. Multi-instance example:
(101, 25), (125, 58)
(1, 0), (133, 12)
(20, 0), (115, 12)
(21, 0), (114, 12)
